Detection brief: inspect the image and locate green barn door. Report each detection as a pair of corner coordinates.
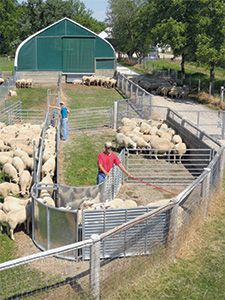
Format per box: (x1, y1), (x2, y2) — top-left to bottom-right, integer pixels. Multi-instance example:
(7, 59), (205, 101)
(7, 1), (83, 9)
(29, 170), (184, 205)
(62, 37), (95, 73)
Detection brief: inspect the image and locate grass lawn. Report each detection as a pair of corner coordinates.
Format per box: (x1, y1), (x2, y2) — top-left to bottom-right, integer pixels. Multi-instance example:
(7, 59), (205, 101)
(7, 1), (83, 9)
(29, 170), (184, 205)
(102, 191), (225, 300)
(0, 56), (14, 72)
(63, 84), (124, 109)
(62, 129), (115, 186)
(7, 86), (57, 109)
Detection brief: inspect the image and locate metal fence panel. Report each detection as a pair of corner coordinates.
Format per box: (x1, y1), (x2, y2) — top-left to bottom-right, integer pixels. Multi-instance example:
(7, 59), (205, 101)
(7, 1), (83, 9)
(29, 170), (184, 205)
(69, 107), (113, 130)
(82, 206), (171, 259)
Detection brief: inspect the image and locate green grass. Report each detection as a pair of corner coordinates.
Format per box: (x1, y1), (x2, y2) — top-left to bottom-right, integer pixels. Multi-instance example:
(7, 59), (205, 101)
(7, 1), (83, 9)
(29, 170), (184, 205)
(63, 130), (115, 186)
(9, 86), (56, 109)
(64, 84), (124, 109)
(102, 192), (225, 300)
(0, 56), (14, 72)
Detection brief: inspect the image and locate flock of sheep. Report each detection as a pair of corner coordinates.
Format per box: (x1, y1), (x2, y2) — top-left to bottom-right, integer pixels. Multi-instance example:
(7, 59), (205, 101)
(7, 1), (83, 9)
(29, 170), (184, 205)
(115, 117), (187, 163)
(16, 79), (33, 88)
(0, 122), (56, 240)
(73, 75), (117, 88)
(156, 84), (190, 99)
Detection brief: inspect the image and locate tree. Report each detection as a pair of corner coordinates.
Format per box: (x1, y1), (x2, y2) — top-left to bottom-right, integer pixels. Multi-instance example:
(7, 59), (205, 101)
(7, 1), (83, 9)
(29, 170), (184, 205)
(148, 0), (200, 81)
(0, 0), (21, 55)
(195, 0), (225, 95)
(107, 0), (150, 59)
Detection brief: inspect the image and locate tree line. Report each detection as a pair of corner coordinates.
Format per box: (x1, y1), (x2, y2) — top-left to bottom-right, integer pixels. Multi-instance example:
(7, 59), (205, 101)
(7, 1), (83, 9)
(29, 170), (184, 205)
(0, 0), (105, 56)
(107, 0), (225, 94)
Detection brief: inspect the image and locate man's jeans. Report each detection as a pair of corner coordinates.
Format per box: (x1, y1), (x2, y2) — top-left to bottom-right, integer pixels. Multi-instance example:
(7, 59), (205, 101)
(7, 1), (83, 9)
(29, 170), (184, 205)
(97, 172), (106, 184)
(61, 118), (68, 140)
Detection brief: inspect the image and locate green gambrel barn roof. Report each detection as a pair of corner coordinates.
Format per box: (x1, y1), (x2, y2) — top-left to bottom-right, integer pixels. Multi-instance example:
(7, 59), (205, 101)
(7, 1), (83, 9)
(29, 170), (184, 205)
(15, 17), (116, 74)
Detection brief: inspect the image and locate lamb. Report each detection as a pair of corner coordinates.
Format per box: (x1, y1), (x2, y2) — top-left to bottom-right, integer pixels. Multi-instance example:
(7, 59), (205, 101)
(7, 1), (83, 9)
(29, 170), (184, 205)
(38, 196), (55, 207)
(0, 182), (20, 198)
(8, 90), (17, 97)
(116, 133), (137, 150)
(3, 163), (19, 183)
(19, 170), (32, 196)
(173, 142), (187, 163)
(6, 202), (32, 240)
(12, 157), (25, 176)
(42, 155), (55, 177)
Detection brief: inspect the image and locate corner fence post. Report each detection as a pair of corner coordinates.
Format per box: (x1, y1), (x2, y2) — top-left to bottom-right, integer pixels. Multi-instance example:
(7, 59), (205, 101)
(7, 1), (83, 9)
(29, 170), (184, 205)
(90, 234), (101, 300)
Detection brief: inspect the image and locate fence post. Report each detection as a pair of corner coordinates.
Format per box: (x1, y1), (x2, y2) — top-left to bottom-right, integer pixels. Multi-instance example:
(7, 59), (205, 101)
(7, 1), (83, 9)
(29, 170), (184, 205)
(202, 168), (211, 218)
(220, 86), (224, 106)
(167, 203), (180, 261)
(125, 79), (129, 96)
(222, 111), (225, 139)
(113, 101), (118, 130)
(130, 83), (133, 98)
(90, 234), (101, 300)
(198, 79), (201, 93)
(209, 82), (212, 96)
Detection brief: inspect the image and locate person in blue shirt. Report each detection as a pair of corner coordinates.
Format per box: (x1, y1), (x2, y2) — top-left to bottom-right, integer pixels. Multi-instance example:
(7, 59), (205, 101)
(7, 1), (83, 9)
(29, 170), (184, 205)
(49, 101), (70, 141)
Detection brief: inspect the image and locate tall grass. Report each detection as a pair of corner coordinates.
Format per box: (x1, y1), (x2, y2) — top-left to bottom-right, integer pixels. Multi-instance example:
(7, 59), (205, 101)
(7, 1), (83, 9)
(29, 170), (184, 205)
(0, 56), (14, 72)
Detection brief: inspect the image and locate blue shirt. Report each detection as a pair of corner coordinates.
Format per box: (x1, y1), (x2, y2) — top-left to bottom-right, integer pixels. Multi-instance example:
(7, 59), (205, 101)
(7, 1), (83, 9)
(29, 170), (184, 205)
(61, 106), (68, 119)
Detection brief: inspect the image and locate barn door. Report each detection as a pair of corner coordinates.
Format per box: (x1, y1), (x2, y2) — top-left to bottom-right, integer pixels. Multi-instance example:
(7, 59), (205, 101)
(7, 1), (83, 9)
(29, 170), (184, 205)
(62, 37), (95, 73)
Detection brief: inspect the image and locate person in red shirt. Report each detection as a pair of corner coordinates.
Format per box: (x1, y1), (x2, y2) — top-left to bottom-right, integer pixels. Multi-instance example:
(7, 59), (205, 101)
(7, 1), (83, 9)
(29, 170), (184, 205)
(97, 141), (134, 184)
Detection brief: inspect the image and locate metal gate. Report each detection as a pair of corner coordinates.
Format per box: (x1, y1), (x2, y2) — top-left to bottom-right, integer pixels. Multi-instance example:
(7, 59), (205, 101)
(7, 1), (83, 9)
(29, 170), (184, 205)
(69, 106), (113, 130)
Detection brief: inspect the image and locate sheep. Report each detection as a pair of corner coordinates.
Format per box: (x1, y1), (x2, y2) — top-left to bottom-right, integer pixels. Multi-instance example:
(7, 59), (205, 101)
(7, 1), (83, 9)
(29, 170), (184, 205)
(0, 155), (13, 166)
(41, 173), (54, 185)
(140, 122), (152, 134)
(105, 198), (124, 209)
(0, 209), (8, 232)
(0, 78), (4, 85)
(115, 133), (137, 150)
(173, 142), (187, 163)
(172, 134), (182, 144)
(8, 90), (17, 97)
(0, 182), (20, 198)
(129, 134), (150, 149)
(37, 196), (55, 207)
(0, 140), (10, 151)
(6, 202), (32, 240)
(19, 170), (32, 196)
(12, 157), (25, 176)
(42, 156), (55, 177)
(3, 163), (19, 183)
(3, 196), (31, 213)
(123, 199), (137, 208)
(150, 137), (174, 160)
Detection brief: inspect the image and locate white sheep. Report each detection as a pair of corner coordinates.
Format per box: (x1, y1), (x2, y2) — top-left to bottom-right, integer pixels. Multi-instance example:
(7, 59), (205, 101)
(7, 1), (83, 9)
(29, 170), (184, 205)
(3, 163), (19, 183)
(116, 133), (137, 150)
(19, 170), (32, 196)
(150, 137), (174, 160)
(12, 157), (25, 176)
(42, 155), (55, 177)
(3, 196), (30, 213)
(0, 209), (8, 232)
(0, 140), (10, 151)
(129, 134), (150, 149)
(172, 134), (182, 144)
(140, 122), (152, 134)
(0, 155), (13, 166)
(173, 142), (187, 163)
(0, 182), (20, 198)
(6, 202), (32, 240)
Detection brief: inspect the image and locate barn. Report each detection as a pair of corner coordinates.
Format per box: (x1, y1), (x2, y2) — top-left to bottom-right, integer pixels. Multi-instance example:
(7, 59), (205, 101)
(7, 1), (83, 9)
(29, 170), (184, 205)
(14, 17), (116, 83)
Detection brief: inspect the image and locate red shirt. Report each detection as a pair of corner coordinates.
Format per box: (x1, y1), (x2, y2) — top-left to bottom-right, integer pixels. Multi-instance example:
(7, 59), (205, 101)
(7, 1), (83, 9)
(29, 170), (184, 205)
(97, 152), (121, 172)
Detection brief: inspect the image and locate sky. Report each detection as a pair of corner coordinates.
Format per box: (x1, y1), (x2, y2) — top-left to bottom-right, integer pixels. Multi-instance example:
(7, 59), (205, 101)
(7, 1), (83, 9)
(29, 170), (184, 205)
(17, 0), (109, 22)
(82, 0), (108, 21)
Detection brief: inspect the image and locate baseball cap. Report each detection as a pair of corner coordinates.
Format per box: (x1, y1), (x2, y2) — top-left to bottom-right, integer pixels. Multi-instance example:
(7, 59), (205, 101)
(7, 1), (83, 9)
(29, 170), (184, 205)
(105, 141), (112, 148)
(60, 101), (64, 105)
